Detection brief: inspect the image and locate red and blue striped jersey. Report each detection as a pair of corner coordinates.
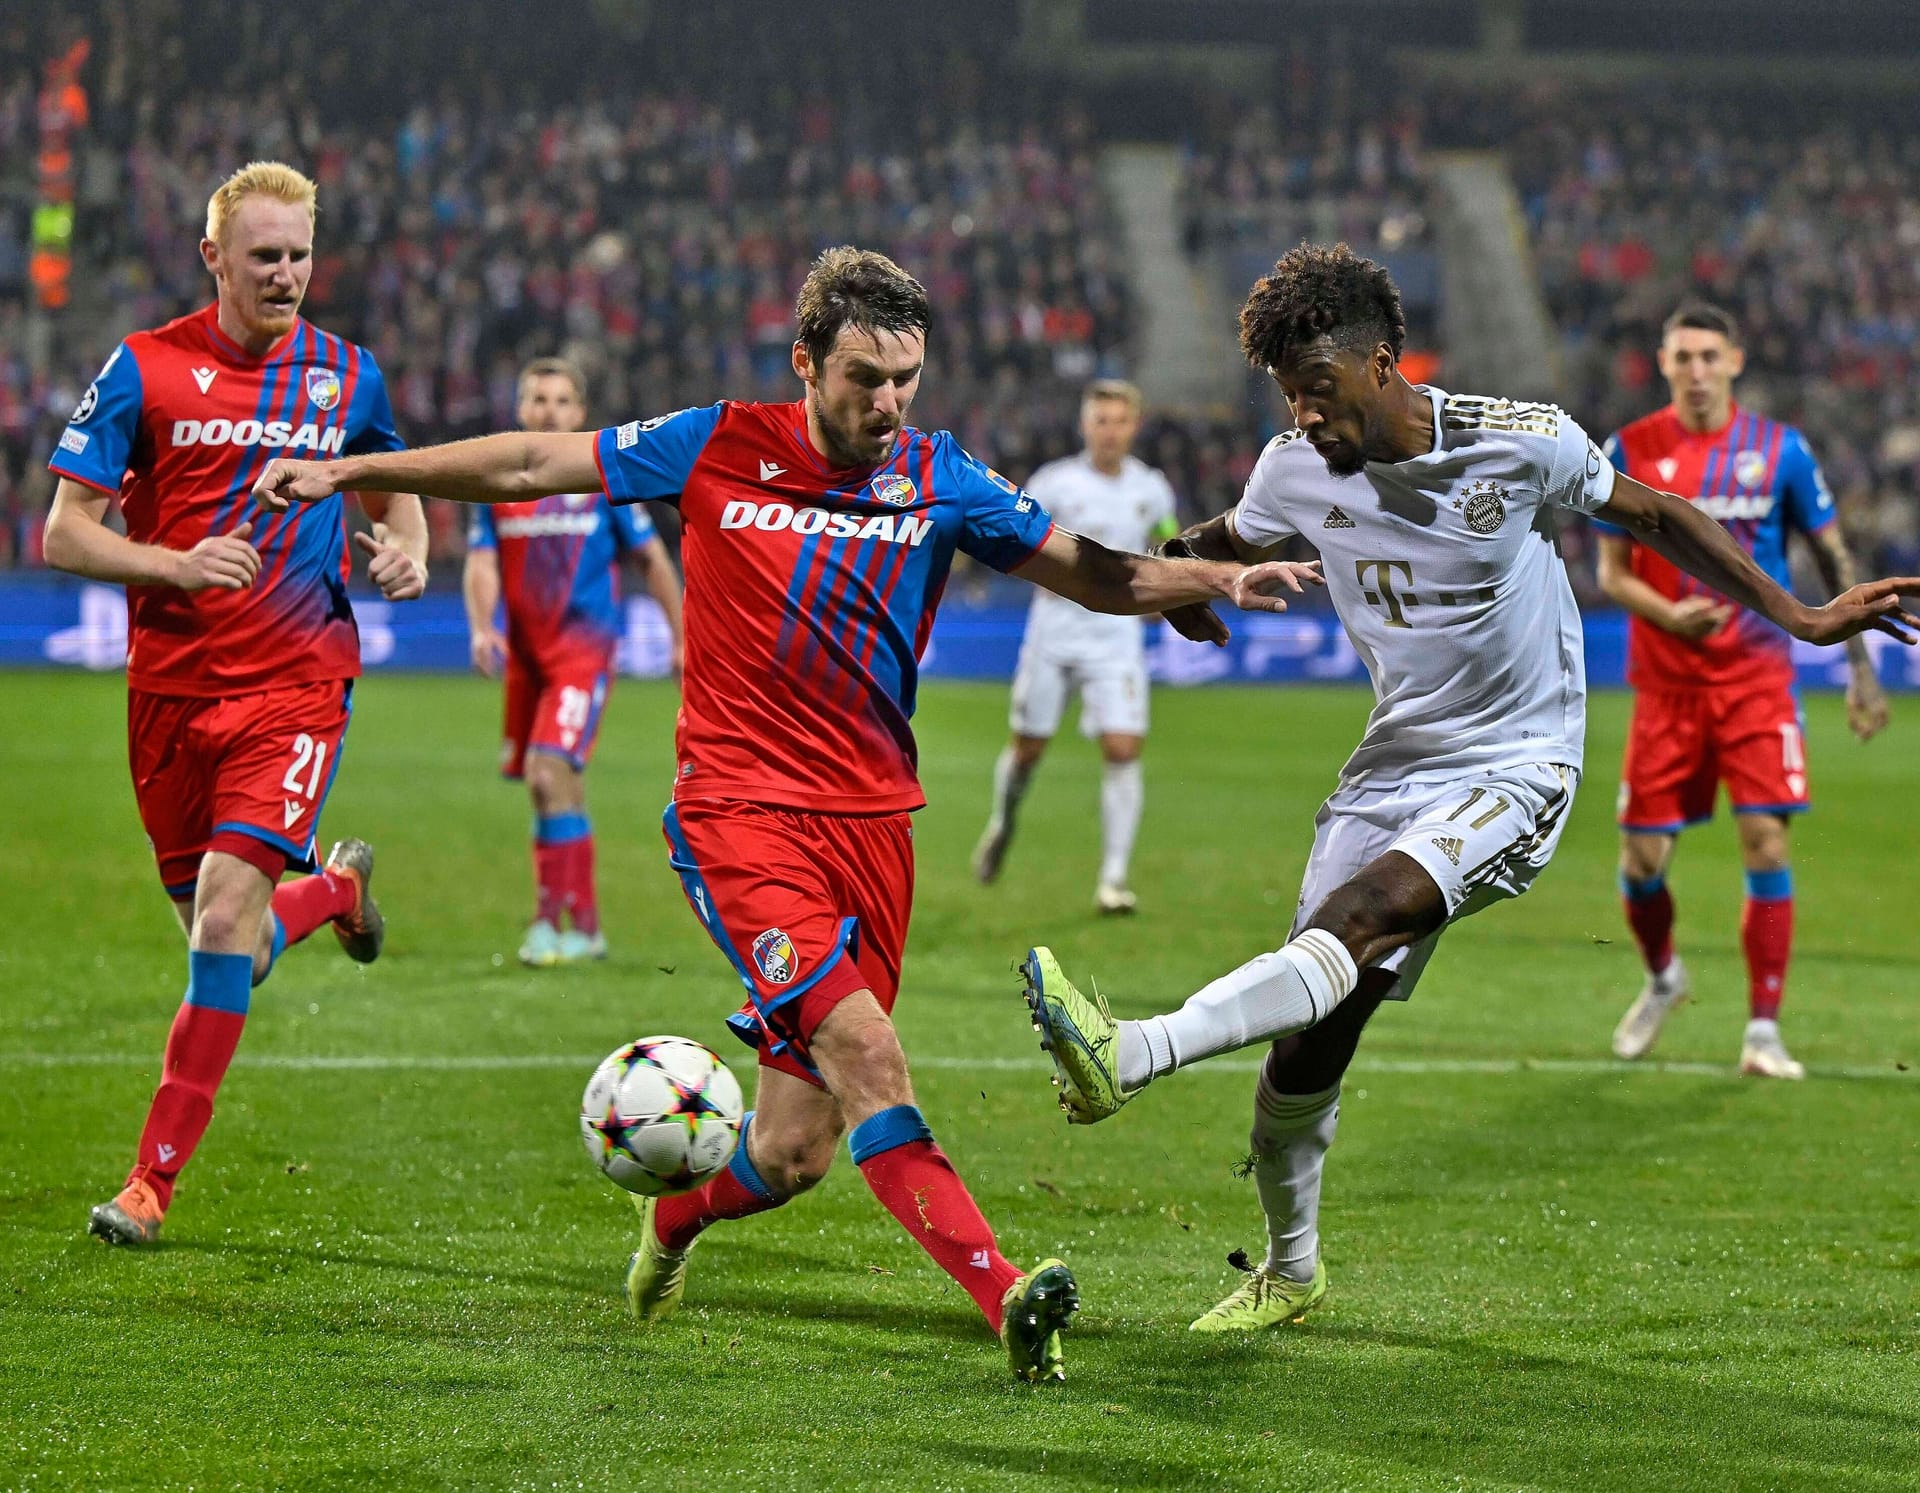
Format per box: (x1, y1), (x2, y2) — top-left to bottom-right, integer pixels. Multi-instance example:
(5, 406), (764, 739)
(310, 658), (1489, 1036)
(468, 494), (656, 671)
(1600, 404), (1834, 691)
(48, 304), (405, 697)
(593, 400), (1055, 813)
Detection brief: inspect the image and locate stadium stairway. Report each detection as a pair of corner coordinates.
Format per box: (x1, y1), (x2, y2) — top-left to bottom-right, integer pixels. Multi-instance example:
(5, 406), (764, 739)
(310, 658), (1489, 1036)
(1099, 144), (1243, 411)
(1429, 152), (1561, 402)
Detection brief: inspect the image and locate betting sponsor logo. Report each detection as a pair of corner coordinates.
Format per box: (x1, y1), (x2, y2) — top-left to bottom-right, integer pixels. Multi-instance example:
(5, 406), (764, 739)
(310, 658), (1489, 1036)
(752, 928), (798, 985)
(718, 500), (934, 546)
(305, 367), (342, 412)
(169, 419), (347, 454)
(869, 472), (916, 506)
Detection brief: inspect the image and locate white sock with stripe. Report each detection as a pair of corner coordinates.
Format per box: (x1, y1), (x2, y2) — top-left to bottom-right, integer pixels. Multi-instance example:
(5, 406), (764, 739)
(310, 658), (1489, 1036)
(1251, 1079), (1341, 1283)
(1117, 930), (1359, 1089)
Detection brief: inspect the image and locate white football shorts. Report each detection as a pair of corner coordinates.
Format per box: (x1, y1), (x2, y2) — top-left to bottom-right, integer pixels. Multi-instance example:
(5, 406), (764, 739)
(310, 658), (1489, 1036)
(1009, 650), (1149, 740)
(1290, 762), (1580, 1001)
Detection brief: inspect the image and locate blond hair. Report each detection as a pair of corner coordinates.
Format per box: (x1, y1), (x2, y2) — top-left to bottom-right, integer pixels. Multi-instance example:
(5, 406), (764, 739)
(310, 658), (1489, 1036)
(1083, 378), (1143, 413)
(205, 161), (317, 244)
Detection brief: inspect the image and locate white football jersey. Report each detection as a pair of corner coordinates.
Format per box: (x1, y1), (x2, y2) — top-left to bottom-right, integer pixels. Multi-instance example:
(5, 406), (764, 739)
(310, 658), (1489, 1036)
(1232, 387), (1617, 785)
(1022, 452), (1178, 660)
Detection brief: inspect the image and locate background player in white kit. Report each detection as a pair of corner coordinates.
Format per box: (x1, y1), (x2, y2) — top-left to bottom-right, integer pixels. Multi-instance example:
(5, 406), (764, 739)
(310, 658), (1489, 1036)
(1015, 245), (1920, 1333)
(973, 381), (1180, 913)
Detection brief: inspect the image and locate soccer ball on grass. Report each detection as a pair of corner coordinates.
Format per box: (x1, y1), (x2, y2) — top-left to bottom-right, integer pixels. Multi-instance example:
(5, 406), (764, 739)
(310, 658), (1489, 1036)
(580, 1036), (744, 1196)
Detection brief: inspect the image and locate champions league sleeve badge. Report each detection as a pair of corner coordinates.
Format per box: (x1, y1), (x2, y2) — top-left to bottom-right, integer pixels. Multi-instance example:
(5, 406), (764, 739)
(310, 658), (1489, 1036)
(305, 367), (343, 412)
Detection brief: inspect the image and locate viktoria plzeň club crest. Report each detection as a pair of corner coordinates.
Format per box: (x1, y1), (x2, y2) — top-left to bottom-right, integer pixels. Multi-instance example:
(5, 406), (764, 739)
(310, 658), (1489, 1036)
(752, 928), (798, 985)
(869, 473), (917, 507)
(305, 367), (342, 412)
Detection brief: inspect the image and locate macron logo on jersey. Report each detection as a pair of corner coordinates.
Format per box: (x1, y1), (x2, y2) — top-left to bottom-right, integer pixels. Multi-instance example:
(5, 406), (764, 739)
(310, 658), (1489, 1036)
(719, 499), (933, 546)
(171, 419), (347, 455)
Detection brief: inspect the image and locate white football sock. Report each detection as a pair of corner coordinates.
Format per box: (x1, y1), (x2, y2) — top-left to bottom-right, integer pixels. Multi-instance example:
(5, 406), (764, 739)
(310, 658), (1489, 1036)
(987, 746), (1035, 834)
(1098, 759), (1143, 888)
(1251, 1078), (1341, 1283)
(1117, 930), (1359, 1090)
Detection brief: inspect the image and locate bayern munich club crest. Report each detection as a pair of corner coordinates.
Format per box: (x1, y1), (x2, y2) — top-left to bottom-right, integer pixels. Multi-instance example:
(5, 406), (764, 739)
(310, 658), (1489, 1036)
(1459, 479), (1509, 535)
(752, 928), (798, 985)
(305, 367), (342, 412)
(869, 473), (917, 507)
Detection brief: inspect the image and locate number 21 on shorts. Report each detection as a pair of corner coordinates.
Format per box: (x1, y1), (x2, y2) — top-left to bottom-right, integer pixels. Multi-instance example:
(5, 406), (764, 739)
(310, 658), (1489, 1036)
(283, 732), (328, 827)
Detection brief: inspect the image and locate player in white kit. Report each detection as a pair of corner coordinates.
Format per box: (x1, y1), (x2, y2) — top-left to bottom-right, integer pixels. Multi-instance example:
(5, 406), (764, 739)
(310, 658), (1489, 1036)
(973, 381), (1180, 913)
(1015, 245), (1920, 1332)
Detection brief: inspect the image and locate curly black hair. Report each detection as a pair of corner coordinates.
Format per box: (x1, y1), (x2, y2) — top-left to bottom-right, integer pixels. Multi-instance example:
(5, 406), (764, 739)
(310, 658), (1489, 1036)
(1237, 243), (1407, 371)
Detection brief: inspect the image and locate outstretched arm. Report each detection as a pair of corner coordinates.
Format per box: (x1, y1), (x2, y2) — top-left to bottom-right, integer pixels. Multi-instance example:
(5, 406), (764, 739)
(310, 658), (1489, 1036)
(1804, 522), (1890, 739)
(1011, 526), (1321, 643)
(1595, 474), (1920, 647)
(1150, 510), (1291, 642)
(255, 431), (602, 510)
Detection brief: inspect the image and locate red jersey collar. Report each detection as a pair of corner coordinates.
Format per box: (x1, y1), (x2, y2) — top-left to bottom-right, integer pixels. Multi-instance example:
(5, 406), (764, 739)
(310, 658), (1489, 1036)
(779, 400), (907, 483)
(1662, 401), (1741, 442)
(198, 303), (302, 365)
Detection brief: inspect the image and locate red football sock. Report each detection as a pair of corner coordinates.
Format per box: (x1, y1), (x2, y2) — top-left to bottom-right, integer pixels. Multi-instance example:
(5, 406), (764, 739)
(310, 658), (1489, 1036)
(533, 841), (569, 926)
(568, 834), (599, 936)
(855, 1125), (1022, 1330)
(1742, 894), (1793, 1021)
(269, 870), (356, 945)
(1622, 877), (1675, 976)
(130, 951), (252, 1211)
(654, 1112), (784, 1249)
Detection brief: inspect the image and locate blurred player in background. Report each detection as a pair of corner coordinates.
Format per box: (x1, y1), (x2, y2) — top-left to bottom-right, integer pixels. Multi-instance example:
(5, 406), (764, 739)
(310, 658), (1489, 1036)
(462, 357), (684, 967)
(254, 246), (1314, 1382)
(1016, 246), (1919, 1333)
(1597, 302), (1889, 1078)
(972, 380), (1179, 913)
(42, 162), (428, 1246)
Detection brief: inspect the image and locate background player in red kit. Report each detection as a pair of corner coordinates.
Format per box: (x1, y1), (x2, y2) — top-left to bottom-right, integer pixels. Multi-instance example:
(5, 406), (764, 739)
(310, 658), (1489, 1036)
(42, 162), (429, 1244)
(462, 357), (684, 967)
(254, 247), (1317, 1382)
(1597, 301), (1890, 1077)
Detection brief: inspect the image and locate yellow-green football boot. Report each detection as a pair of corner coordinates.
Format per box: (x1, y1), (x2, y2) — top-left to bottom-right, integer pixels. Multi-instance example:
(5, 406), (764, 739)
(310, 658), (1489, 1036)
(1189, 1259), (1328, 1333)
(1000, 1257), (1079, 1383)
(1020, 947), (1134, 1125)
(624, 1194), (695, 1323)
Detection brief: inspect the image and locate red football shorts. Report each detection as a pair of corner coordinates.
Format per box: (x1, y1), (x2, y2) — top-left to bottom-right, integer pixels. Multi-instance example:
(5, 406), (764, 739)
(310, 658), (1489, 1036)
(1618, 683), (1809, 832)
(662, 800), (915, 1087)
(127, 679), (354, 898)
(500, 650), (613, 778)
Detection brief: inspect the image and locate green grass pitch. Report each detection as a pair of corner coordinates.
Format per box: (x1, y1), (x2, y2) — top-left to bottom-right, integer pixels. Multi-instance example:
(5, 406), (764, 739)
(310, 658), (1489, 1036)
(2, 670), (1916, 1490)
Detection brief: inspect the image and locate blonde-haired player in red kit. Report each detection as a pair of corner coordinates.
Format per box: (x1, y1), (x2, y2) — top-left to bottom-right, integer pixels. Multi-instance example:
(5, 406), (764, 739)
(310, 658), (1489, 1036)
(44, 162), (428, 1245)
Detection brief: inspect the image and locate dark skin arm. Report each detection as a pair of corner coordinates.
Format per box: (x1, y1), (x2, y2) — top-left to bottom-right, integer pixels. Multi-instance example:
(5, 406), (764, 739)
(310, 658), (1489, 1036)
(1153, 511), (1289, 643)
(1595, 473), (1920, 647)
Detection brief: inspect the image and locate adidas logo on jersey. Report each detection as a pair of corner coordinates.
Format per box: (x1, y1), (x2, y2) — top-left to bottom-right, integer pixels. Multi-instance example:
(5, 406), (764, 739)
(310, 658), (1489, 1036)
(1430, 835), (1463, 865)
(1324, 506), (1356, 528)
(720, 499), (933, 546)
(170, 418), (347, 454)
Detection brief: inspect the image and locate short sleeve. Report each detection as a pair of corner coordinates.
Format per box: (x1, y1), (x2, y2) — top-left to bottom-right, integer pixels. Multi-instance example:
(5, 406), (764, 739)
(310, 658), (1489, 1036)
(1588, 431), (1632, 536)
(344, 355), (407, 456)
(609, 499), (657, 551)
(1778, 428), (1836, 535)
(1228, 442), (1301, 550)
(595, 404), (724, 506)
(467, 506), (496, 550)
(1543, 409), (1616, 515)
(952, 446), (1054, 573)
(1147, 471), (1179, 536)
(47, 343), (142, 493)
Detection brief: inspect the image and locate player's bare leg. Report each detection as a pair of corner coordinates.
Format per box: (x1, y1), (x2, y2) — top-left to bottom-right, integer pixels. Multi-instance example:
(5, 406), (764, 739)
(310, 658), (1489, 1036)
(1736, 813), (1802, 1079)
(628, 1069), (840, 1321)
(525, 751), (602, 965)
(974, 734), (1047, 885)
(1613, 830), (1689, 1060)
(1094, 731), (1144, 914)
(810, 993), (1077, 1382)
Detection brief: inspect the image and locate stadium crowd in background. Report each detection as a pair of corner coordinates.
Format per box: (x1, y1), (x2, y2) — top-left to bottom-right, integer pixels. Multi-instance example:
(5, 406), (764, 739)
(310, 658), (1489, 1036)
(2, 8), (1916, 581)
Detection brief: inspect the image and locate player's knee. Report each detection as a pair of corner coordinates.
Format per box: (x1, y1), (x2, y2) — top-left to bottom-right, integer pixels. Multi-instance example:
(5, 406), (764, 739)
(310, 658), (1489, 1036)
(1100, 734), (1143, 765)
(1619, 834), (1671, 882)
(1737, 817), (1789, 871)
(526, 757), (579, 816)
(190, 895), (255, 953)
(813, 1011), (912, 1111)
(1307, 879), (1399, 952)
(1011, 736), (1048, 769)
(755, 1128), (840, 1197)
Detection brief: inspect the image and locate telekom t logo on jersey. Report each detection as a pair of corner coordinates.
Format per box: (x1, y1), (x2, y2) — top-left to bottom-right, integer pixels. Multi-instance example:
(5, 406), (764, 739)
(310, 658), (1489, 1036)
(719, 500), (934, 547)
